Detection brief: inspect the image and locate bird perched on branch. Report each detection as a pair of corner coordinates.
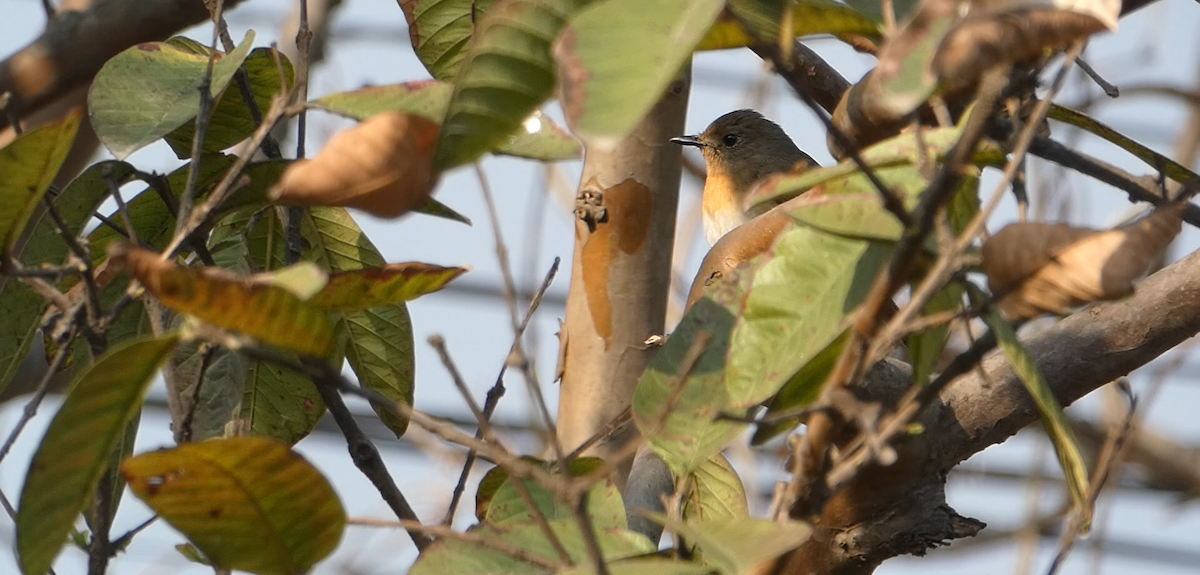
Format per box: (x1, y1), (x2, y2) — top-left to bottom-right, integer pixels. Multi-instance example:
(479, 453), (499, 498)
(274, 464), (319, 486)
(672, 109), (818, 245)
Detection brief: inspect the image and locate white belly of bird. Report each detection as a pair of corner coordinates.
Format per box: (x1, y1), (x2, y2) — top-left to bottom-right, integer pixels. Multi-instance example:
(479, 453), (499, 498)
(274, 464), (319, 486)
(704, 209), (751, 246)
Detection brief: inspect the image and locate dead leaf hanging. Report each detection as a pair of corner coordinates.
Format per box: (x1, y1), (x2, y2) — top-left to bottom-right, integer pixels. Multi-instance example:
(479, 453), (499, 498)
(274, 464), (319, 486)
(982, 201), (1184, 320)
(269, 112), (440, 218)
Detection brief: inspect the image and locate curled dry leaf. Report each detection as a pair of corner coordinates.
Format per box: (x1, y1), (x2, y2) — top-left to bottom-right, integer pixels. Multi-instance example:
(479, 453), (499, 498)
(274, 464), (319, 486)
(983, 202), (1185, 320)
(269, 112), (440, 218)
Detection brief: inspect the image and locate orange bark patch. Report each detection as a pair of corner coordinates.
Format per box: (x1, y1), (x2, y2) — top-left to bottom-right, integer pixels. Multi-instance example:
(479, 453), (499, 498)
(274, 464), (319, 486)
(579, 178), (653, 348)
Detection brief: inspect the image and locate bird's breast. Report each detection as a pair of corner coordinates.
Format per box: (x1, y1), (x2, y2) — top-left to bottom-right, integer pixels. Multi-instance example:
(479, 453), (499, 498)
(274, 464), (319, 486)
(702, 173), (751, 245)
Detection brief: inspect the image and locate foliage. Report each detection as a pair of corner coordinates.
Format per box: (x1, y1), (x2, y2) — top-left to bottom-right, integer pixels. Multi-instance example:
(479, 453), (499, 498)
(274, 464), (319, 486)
(0, 0), (1185, 574)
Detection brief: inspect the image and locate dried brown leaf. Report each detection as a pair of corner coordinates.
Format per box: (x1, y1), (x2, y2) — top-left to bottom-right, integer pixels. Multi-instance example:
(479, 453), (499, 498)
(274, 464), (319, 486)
(269, 112), (440, 218)
(983, 202), (1184, 319)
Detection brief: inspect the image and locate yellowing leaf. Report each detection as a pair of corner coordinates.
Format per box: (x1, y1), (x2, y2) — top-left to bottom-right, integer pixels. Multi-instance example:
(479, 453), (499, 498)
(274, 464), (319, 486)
(270, 112), (440, 218)
(641, 512), (811, 574)
(683, 453), (749, 522)
(306, 263), (467, 311)
(983, 203), (1184, 320)
(122, 436), (346, 575)
(696, 0), (881, 51)
(113, 244), (335, 357)
(0, 108), (82, 252)
(17, 334), (180, 575)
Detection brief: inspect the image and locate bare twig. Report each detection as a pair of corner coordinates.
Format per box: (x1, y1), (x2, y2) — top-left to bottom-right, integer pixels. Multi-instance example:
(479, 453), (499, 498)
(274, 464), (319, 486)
(176, 0), (225, 239)
(179, 343), (217, 443)
(1075, 57), (1120, 98)
(428, 336), (571, 563)
(442, 258), (560, 525)
(0, 320), (79, 466)
(108, 515), (158, 553)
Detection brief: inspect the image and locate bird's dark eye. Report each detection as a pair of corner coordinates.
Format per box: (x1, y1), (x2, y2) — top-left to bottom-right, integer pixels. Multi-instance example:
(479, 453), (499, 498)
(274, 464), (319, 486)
(722, 133), (740, 147)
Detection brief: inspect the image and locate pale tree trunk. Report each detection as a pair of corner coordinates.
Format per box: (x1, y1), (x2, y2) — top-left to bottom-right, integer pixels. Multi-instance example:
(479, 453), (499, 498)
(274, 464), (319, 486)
(555, 65), (692, 478)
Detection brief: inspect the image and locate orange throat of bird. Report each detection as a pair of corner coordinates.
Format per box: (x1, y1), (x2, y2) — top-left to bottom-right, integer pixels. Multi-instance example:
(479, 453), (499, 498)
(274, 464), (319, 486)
(702, 173), (752, 245)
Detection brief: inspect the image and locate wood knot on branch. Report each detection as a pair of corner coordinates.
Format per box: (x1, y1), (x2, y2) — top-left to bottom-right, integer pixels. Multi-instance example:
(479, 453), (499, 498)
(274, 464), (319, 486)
(575, 186), (607, 231)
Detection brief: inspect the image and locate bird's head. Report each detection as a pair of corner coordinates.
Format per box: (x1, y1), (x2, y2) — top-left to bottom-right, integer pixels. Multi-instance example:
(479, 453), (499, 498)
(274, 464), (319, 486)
(671, 109), (813, 189)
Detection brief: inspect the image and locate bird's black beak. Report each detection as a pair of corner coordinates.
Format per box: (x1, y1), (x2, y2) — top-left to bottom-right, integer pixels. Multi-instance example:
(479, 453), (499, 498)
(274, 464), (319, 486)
(670, 135), (706, 148)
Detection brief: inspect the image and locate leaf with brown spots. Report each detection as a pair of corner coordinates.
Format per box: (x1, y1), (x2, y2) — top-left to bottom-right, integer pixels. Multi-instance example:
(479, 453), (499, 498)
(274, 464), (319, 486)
(111, 244), (335, 358)
(270, 112), (440, 219)
(306, 262), (468, 311)
(17, 334), (180, 575)
(983, 201), (1185, 320)
(122, 436), (345, 575)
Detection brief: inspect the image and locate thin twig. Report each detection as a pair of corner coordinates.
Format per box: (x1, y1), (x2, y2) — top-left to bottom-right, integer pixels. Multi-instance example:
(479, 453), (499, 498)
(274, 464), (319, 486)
(1075, 57), (1120, 98)
(176, 0), (225, 239)
(347, 517), (565, 570)
(109, 515), (158, 553)
(428, 335), (572, 563)
(179, 344), (217, 443)
(563, 408), (632, 463)
(0, 321), (79, 466)
(441, 258), (560, 524)
(284, 0), (314, 265)
(299, 357), (432, 551)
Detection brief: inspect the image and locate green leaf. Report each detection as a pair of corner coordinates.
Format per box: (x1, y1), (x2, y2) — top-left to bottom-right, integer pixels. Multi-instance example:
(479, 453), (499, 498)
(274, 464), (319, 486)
(747, 124), (1005, 209)
(697, 0), (882, 51)
(641, 512), (811, 575)
(165, 47), (295, 157)
(981, 303), (1090, 529)
(559, 558), (713, 575)
(173, 343), (249, 441)
(400, 0), (502, 81)
(875, 13), (956, 118)
(17, 334), (180, 575)
(633, 273), (747, 475)
(842, 0), (920, 25)
(89, 31), (256, 159)
(474, 456), (546, 520)
(209, 207), (326, 444)
(1048, 104), (1200, 187)
(433, 0), (589, 171)
(122, 436), (346, 575)
(310, 81), (581, 162)
(486, 458), (622, 527)
(751, 331), (848, 445)
(554, 0), (722, 145)
(410, 518), (655, 575)
(683, 453), (748, 522)
(0, 108), (82, 251)
(0, 160), (133, 393)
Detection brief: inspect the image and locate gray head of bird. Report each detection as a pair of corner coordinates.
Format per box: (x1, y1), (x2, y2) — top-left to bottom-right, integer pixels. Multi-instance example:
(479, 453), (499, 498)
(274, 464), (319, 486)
(670, 109), (816, 193)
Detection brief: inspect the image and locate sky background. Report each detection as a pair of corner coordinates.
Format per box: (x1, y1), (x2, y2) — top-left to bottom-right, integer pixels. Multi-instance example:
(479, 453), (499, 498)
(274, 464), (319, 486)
(2, 0), (1200, 573)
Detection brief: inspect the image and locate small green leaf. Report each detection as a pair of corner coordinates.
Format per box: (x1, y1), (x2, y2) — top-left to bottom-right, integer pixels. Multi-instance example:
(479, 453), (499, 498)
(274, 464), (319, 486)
(0, 108), (82, 251)
(683, 453), (749, 522)
(433, 0), (589, 171)
(309, 81), (581, 161)
(89, 31), (256, 159)
(842, 0), (920, 25)
(486, 458), (621, 527)
(17, 334), (180, 575)
(554, 0), (723, 145)
(399, 0), (502, 81)
(982, 303), (1090, 529)
(906, 285), (961, 387)
(1048, 104), (1200, 187)
(339, 307), (415, 437)
(416, 197), (473, 225)
(410, 519), (654, 575)
(165, 47), (295, 157)
(559, 557), (713, 575)
(122, 437), (346, 575)
(474, 456), (547, 520)
(697, 0), (881, 51)
(641, 512), (811, 575)
(176, 543), (213, 566)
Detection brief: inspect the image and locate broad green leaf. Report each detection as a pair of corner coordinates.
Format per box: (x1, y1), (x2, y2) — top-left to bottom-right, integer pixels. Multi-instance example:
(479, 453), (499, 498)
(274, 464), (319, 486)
(165, 47), (295, 158)
(85, 411), (141, 534)
(122, 436), (345, 575)
(641, 513), (811, 575)
(173, 342), (249, 441)
(307, 263), (467, 311)
(1048, 104), (1200, 187)
(486, 458), (621, 527)
(0, 160), (133, 393)
(683, 453), (749, 522)
(751, 331), (848, 445)
(747, 124), (1005, 209)
(982, 304), (1090, 529)
(697, 0), (882, 51)
(410, 518), (655, 575)
(208, 207), (326, 444)
(474, 456), (546, 520)
(555, 0), (722, 145)
(117, 245), (335, 358)
(0, 108), (82, 251)
(633, 273), (747, 475)
(787, 193), (905, 242)
(434, 0), (589, 171)
(399, 0), (502, 81)
(89, 31), (256, 159)
(310, 81), (581, 162)
(16, 334), (179, 575)
(559, 558), (712, 575)
(843, 0), (920, 24)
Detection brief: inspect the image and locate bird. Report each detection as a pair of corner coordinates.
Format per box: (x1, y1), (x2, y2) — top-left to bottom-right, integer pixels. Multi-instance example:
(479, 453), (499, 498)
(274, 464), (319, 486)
(671, 109), (818, 245)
